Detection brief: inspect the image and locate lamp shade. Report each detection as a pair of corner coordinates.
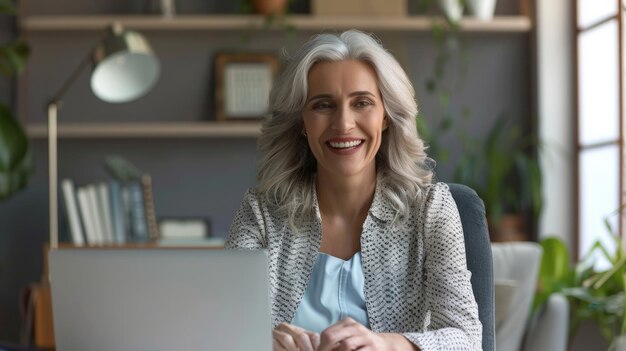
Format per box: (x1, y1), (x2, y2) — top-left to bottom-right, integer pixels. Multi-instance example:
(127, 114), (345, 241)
(90, 27), (160, 103)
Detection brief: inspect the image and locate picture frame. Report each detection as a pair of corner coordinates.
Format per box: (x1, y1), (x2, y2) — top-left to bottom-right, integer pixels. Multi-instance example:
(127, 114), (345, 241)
(214, 53), (279, 121)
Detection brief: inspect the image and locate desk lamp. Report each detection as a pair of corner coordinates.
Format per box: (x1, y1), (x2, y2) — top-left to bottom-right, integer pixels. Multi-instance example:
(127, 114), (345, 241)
(48, 23), (160, 250)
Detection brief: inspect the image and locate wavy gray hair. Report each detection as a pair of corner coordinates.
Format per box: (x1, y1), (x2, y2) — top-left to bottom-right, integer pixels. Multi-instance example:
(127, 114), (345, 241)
(257, 30), (433, 230)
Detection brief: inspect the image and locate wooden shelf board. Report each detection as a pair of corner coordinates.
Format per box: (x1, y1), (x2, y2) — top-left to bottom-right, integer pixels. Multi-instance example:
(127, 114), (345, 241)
(21, 15), (532, 33)
(26, 121), (262, 138)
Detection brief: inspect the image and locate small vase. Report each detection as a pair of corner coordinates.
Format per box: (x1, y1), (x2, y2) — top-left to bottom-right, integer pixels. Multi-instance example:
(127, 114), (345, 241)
(466, 0), (497, 21)
(438, 0), (463, 22)
(252, 0), (288, 15)
(144, 0), (176, 17)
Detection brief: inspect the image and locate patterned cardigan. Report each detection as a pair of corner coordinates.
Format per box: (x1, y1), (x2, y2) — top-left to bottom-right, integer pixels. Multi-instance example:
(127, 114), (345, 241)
(225, 181), (483, 351)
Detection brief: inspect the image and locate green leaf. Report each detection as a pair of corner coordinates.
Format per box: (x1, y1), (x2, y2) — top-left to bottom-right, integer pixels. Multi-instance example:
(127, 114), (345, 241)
(0, 105), (29, 172)
(0, 104), (33, 200)
(539, 237), (570, 289)
(0, 41), (30, 76)
(431, 24), (446, 46)
(104, 155), (143, 183)
(590, 255), (626, 290)
(415, 0), (434, 13)
(0, 0), (16, 15)
(426, 79), (436, 93)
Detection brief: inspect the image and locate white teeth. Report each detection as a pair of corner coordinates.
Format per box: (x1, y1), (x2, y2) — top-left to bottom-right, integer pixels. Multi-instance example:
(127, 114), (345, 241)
(329, 140), (363, 149)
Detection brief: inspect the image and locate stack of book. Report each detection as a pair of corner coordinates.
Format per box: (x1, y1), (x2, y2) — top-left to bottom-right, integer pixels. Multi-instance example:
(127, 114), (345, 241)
(60, 175), (158, 245)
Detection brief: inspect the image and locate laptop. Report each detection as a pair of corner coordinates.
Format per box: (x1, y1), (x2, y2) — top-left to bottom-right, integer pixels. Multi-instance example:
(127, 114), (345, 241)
(49, 248), (272, 351)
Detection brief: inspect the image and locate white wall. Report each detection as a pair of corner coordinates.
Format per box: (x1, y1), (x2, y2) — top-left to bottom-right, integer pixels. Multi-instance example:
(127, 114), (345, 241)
(536, 0), (575, 249)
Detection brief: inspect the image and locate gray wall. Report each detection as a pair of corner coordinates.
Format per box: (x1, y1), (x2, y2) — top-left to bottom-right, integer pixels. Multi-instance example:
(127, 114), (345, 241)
(0, 0), (530, 343)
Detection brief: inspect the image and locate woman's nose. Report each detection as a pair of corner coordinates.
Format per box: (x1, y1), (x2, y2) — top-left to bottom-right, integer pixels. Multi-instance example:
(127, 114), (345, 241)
(331, 104), (356, 133)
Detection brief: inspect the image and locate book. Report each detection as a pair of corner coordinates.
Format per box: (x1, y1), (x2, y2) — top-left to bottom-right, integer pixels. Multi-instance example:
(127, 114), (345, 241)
(141, 174), (159, 241)
(127, 181), (148, 242)
(60, 179), (85, 245)
(76, 186), (97, 245)
(109, 181), (126, 244)
(121, 185), (132, 242)
(97, 183), (114, 243)
(85, 185), (105, 244)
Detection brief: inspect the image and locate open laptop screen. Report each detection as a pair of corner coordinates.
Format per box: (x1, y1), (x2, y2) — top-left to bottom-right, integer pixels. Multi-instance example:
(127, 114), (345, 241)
(49, 248), (272, 351)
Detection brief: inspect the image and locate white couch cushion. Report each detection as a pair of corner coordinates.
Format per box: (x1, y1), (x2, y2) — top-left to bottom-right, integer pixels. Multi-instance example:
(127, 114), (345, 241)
(495, 279), (517, 326)
(491, 242), (542, 351)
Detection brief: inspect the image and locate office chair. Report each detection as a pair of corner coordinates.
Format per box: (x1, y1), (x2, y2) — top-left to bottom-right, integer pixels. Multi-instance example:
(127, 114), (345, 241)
(449, 183), (495, 351)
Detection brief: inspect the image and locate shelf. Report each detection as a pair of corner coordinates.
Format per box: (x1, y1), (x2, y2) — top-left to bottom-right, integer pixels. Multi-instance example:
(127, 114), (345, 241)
(26, 121), (262, 138)
(21, 15), (532, 33)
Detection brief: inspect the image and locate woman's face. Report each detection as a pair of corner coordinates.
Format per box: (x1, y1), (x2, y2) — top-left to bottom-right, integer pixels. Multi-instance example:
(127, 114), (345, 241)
(302, 59), (387, 180)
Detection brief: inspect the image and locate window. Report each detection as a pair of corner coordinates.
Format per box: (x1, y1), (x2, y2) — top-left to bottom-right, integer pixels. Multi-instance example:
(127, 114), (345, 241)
(575, 0), (624, 263)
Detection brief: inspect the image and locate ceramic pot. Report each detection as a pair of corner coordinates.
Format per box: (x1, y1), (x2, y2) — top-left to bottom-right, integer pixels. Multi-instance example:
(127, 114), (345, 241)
(252, 0), (288, 15)
(488, 214), (529, 242)
(466, 0), (497, 20)
(438, 0), (463, 22)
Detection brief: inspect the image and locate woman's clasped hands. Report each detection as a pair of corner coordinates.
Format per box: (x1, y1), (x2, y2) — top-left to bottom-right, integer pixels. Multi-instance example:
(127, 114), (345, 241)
(273, 318), (417, 351)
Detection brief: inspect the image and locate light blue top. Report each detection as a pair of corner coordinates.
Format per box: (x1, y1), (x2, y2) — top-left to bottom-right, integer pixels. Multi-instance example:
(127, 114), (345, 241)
(291, 252), (370, 333)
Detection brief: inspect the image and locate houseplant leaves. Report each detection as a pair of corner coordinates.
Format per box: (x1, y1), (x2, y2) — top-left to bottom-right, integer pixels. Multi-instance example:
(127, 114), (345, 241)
(0, 104), (32, 199)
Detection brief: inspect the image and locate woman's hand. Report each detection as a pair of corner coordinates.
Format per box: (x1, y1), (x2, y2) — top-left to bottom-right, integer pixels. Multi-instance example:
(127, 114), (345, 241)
(273, 323), (320, 351)
(317, 318), (419, 351)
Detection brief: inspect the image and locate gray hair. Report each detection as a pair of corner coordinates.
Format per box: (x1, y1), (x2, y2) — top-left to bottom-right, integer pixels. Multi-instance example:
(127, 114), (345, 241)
(257, 30), (433, 230)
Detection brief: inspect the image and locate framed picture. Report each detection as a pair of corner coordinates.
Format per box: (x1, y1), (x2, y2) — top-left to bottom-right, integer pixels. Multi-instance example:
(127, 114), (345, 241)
(214, 53), (279, 121)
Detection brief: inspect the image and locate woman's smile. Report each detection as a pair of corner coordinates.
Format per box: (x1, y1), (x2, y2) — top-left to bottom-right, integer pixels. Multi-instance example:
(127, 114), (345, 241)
(326, 138), (365, 155)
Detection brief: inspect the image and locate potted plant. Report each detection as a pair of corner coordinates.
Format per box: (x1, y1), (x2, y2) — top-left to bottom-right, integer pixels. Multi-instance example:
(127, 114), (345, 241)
(536, 209), (626, 349)
(0, 1), (32, 201)
(452, 114), (542, 241)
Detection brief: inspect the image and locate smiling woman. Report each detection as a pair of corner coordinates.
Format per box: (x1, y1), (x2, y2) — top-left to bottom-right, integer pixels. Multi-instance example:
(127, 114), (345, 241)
(226, 30), (483, 351)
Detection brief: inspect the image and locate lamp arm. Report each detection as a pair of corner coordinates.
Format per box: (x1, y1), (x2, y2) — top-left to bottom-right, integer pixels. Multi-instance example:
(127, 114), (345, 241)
(50, 51), (92, 105)
(48, 102), (59, 251)
(48, 50), (92, 252)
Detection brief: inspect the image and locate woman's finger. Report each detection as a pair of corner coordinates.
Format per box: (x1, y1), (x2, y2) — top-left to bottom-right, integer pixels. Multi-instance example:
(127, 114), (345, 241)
(308, 330), (321, 349)
(318, 318), (365, 351)
(274, 323), (317, 351)
(334, 334), (369, 351)
(273, 329), (298, 351)
(272, 338), (287, 351)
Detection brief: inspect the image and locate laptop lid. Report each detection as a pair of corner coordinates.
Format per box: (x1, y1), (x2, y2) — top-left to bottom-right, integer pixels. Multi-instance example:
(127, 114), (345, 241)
(49, 248), (272, 351)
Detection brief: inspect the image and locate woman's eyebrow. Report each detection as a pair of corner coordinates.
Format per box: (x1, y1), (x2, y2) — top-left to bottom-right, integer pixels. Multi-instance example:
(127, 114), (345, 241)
(348, 91), (375, 97)
(306, 91), (375, 104)
(306, 93), (333, 104)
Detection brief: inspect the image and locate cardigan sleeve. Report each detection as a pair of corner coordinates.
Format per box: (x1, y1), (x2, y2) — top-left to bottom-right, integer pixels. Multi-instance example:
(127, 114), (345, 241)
(402, 183), (483, 351)
(225, 188), (267, 250)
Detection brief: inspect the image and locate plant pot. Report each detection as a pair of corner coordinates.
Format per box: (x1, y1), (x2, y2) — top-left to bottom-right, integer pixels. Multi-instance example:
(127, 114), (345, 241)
(438, 0), (463, 22)
(488, 213), (528, 242)
(466, 0), (497, 21)
(252, 0), (288, 15)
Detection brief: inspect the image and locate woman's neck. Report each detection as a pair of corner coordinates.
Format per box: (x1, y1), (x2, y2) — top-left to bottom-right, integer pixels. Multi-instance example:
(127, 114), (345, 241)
(315, 168), (377, 222)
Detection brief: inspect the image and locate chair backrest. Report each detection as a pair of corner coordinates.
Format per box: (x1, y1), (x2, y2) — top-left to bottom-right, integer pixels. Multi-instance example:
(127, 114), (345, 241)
(448, 183), (495, 351)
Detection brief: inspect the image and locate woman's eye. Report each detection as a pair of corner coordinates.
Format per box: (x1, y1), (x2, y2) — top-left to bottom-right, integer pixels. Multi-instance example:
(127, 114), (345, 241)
(313, 102), (333, 110)
(355, 100), (373, 108)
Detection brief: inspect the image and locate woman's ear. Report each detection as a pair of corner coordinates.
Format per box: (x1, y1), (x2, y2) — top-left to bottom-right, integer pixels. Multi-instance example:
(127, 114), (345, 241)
(383, 116), (389, 131)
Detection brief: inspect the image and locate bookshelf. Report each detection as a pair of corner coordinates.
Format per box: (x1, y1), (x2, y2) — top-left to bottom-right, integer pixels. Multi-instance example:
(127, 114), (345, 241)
(26, 121), (262, 138)
(20, 13), (532, 140)
(21, 15), (532, 33)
